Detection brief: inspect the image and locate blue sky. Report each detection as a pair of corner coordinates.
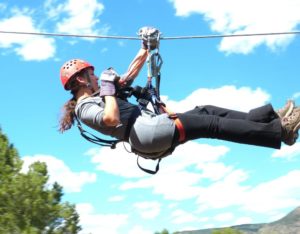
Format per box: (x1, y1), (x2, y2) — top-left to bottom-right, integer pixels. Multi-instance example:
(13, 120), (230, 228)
(1, 0), (300, 233)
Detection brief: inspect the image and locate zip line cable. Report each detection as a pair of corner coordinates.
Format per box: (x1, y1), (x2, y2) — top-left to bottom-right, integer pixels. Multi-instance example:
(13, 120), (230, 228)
(0, 30), (138, 40)
(163, 31), (300, 40)
(0, 30), (300, 40)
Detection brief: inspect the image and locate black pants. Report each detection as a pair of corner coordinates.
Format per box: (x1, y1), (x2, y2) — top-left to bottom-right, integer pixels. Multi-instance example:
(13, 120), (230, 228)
(176, 104), (282, 149)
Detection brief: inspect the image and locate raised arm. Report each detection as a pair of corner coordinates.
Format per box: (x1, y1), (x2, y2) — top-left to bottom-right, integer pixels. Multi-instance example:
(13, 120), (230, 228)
(120, 26), (160, 85)
(119, 48), (148, 85)
(100, 27), (160, 126)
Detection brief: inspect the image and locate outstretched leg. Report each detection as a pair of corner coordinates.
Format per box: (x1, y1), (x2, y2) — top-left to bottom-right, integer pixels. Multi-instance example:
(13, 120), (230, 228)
(176, 104), (282, 149)
(183, 104), (278, 123)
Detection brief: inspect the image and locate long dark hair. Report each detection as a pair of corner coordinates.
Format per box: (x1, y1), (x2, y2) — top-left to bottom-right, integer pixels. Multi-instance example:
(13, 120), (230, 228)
(58, 69), (87, 133)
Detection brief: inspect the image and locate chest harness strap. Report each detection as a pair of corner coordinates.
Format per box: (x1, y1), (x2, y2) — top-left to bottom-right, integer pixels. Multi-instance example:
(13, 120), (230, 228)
(74, 101), (120, 149)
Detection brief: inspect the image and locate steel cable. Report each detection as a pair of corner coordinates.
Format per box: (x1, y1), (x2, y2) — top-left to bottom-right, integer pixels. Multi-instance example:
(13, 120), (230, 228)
(0, 30), (300, 40)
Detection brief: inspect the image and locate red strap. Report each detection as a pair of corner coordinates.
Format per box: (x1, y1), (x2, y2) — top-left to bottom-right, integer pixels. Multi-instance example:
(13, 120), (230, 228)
(160, 105), (186, 142)
(174, 117), (186, 142)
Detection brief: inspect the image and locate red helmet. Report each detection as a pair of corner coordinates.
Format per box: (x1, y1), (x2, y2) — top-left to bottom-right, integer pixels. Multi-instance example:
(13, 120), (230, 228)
(60, 59), (94, 90)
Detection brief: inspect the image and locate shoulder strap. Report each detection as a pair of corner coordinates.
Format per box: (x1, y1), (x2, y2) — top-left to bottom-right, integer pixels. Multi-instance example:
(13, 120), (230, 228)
(76, 116), (161, 174)
(75, 116), (120, 149)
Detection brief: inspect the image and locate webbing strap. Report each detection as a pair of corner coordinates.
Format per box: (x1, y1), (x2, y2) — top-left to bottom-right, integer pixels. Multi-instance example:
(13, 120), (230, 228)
(160, 105), (186, 143)
(76, 115), (162, 175)
(173, 117), (186, 142)
(137, 156), (161, 175)
(75, 116), (120, 149)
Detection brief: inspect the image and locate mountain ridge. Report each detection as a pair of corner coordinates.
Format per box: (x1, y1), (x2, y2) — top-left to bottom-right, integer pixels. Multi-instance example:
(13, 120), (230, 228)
(176, 206), (300, 234)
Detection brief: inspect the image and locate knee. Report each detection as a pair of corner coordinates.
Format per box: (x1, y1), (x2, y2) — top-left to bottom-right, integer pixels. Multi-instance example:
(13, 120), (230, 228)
(194, 105), (216, 114)
(248, 104), (278, 122)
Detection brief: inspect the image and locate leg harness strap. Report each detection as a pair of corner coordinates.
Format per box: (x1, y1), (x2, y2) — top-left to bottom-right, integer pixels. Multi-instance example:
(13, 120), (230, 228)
(160, 105), (186, 143)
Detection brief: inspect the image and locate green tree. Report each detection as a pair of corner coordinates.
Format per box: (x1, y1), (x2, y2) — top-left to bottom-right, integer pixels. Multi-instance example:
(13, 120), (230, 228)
(212, 227), (243, 234)
(154, 229), (171, 234)
(0, 128), (81, 233)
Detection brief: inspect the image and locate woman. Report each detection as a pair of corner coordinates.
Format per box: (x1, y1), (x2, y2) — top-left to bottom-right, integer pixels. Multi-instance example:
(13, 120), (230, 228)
(59, 37), (300, 161)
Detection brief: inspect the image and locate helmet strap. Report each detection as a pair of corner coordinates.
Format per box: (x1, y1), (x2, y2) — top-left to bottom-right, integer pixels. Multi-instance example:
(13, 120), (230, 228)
(83, 70), (95, 93)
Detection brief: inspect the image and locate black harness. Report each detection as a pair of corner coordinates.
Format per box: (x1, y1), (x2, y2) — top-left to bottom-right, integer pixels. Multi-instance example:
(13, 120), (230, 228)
(74, 84), (165, 174)
(75, 115), (120, 149)
(74, 28), (185, 174)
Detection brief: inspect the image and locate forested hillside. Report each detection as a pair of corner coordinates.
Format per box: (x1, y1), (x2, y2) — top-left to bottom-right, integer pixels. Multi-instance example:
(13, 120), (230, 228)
(0, 128), (81, 234)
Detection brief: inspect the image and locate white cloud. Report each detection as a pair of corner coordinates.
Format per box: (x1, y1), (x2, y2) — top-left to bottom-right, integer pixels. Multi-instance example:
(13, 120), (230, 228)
(171, 209), (207, 224)
(163, 85), (270, 113)
(15, 36), (56, 60)
(76, 203), (128, 234)
(74, 166), (300, 234)
(194, 169), (300, 215)
(128, 225), (153, 234)
(108, 195), (125, 202)
(214, 212), (234, 222)
(120, 142), (231, 201)
(86, 139), (231, 201)
(241, 170), (300, 213)
(54, 0), (107, 37)
(195, 169), (250, 210)
(0, 0), (108, 60)
(293, 92), (300, 100)
(133, 201), (161, 219)
(85, 145), (150, 178)
(234, 216), (253, 225)
(0, 3), (6, 11)
(44, 0), (64, 19)
(168, 203), (178, 209)
(169, 0), (300, 54)
(22, 155), (96, 192)
(121, 169), (202, 200)
(197, 162), (234, 181)
(0, 14), (55, 60)
(272, 142), (300, 160)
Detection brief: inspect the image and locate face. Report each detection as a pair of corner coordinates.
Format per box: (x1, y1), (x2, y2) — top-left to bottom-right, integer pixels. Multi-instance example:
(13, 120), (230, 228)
(86, 67), (99, 92)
